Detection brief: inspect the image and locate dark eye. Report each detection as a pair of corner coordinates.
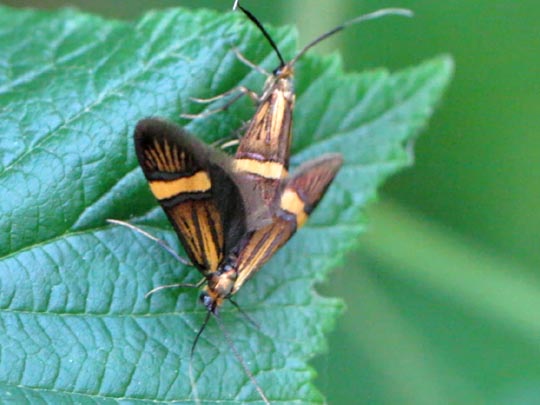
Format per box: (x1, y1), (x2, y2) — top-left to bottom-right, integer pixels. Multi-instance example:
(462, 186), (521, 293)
(199, 291), (213, 310)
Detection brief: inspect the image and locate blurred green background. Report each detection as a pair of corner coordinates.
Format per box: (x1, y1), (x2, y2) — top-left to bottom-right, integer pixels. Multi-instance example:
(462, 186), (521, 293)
(5, 1), (539, 403)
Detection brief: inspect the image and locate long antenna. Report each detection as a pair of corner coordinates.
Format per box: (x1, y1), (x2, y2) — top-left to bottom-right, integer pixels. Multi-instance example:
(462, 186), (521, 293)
(214, 313), (270, 404)
(233, 1), (286, 68)
(188, 310), (212, 404)
(233, 4), (412, 72)
(189, 311), (212, 405)
(289, 8), (413, 66)
(191, 310), (212, 358)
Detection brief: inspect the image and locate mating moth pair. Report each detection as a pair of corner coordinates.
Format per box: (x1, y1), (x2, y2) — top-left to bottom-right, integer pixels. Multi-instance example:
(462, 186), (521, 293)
(110, 2), (412, 403)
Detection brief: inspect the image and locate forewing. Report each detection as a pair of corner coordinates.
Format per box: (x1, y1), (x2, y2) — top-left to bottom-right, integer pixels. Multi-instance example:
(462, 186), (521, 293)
(233, 80), (295, 206)
(231, 153), (343, 294)
(134, 118), (248, 276)
(278, 153), (343, 229)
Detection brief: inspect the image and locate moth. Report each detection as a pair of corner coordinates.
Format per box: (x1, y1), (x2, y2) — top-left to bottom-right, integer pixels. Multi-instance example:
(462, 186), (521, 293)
(133, 117), (341, 315)
(190, 3), (412, 208)
(132, 117), (341, 404)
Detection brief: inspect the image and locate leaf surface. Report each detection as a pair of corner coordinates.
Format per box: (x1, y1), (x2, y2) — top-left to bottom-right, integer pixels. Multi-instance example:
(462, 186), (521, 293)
(0, 5), (452, 403)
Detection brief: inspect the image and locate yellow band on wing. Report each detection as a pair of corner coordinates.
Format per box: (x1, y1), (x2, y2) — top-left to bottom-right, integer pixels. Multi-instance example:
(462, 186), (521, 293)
(149, 171), (211, 200)
(234, 158), (287, 180)
(280, 189), (308, 228)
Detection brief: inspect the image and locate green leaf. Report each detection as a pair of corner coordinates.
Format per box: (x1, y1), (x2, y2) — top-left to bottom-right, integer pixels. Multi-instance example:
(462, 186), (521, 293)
(0, 5), (452, 404)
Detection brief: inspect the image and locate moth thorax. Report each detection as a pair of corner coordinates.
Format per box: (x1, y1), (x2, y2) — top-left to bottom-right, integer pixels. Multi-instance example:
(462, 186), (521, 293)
(275, 75), (294, 96)
(274, 64), (294, 80)
(206, 266), (237, 300)
(261, 73), (295, 102)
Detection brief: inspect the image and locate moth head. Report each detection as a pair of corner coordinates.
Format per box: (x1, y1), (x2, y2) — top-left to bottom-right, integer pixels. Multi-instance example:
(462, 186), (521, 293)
(199, 286), (223, 314)
(273, 63), (294, 80)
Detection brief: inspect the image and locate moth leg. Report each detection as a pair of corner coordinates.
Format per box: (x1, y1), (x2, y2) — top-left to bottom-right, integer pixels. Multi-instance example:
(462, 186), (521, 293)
(210, 137), (240, 151)
(211, 119), (254, 150)
(211, 114), (256, 150)
(106, 219), (191, 266)
(219, 138), (240, 149)
(189, 85), (258, 104)
(180, 86), (259, 120)
(180, 46), (270, 120)
(144, 277), (205, 299)
(231, 47), (271, 77)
